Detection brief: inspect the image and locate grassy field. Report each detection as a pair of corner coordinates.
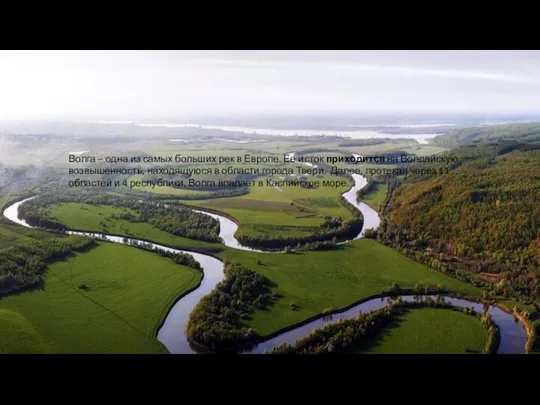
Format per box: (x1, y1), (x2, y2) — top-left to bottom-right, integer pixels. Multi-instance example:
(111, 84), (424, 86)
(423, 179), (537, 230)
(0, 225), (32, 249)
(398, 144), (448, 156)
(122, 142), (445, 237)
(186, 174), (354, 237)
(360, 183), (389, 211)
(218, 238), (481, 336)
(238, 223), (317, 238)
(126, 146), (357, 237)
(0, 309), (54, 354)
(1, 138), (501, 355)
(128, 174), (214, 196)
(0, 242), (202, 353)
(45, 202), (222, 252)
(353, 307), (488, 354)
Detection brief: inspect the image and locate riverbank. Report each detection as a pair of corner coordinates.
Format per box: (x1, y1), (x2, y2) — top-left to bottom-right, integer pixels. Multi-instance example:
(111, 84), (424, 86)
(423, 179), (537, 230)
(4, 176), (527, 355)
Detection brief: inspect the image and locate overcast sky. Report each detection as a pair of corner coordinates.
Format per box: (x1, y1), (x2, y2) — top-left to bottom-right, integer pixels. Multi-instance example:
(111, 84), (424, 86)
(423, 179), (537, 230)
(1, 50), (540, 121)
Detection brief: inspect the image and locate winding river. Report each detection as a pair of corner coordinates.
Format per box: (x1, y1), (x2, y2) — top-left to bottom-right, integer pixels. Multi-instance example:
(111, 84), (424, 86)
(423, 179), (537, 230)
(2, 173), (528, 354)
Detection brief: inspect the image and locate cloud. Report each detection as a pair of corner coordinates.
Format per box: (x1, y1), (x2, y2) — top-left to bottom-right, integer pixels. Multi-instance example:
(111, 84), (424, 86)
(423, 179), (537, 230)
(1, 50), (540, 120)
(194, 57), (536, 83)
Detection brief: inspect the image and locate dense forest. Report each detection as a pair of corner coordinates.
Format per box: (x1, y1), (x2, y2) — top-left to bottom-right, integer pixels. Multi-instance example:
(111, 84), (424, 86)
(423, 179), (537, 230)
(18, 192), (222, 243)
(0, 236), (95, 296)
(267, 296), (500, 354)
(185, 261), (274, 352)
(375, 140), (540, 301)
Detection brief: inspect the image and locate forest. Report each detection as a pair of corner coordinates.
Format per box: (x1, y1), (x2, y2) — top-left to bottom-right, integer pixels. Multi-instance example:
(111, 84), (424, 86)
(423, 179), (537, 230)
(0, 235), (96, 296)
(267, 296), (500, 354)
(185, 261), (274, 352)
(375, 140), (540, 301)
(433, 123), (540, 148)
(17, 192), (222, 243)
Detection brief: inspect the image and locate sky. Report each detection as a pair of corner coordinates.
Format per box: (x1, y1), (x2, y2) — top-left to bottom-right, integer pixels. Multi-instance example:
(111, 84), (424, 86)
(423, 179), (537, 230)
(1, 50), (540, 121)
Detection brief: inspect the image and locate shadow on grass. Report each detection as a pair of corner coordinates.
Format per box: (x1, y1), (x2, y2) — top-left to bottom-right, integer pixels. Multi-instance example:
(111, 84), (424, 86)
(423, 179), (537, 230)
(335, 243), (354, 251)
(0, 240), (101, 301)
(237, 280), (282, 327)
(347, 316), (406, 354)
(0, 283), (43, 301)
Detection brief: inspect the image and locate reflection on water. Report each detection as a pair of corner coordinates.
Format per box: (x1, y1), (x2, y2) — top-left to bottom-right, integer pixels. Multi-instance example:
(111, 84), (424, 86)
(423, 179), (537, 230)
(2, 196), (35, 228)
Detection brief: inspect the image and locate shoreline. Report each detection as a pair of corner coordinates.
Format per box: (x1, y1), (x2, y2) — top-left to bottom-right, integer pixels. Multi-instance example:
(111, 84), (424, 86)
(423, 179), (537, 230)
(4, 189), (529, 355)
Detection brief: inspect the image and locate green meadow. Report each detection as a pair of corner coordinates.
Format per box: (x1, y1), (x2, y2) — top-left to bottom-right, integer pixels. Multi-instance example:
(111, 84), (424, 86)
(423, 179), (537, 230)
(353, 307), (488, 354)
(360, 183), (389, 211)
(186, 174), (354, 236)
(218, 238), (481, 336)
(0, 242), (201, 353)
(0, 225), (32, 249)
(34, 198), (482, 342)
(128, 174), (214, 197)
(1, 139), (496, 354)
(45, 202), (222, 252)
(0, 309), (54, 354)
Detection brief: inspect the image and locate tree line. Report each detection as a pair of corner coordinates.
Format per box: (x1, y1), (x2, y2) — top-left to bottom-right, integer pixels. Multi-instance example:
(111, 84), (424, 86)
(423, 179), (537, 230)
(17, 192), (222, 243)
(185, 261), (275, 352)
(236, 189), (364, 251)
(237, 216), (363, 251)
(120, 238), (202, 270)
(122, 185), (249, 201)
(0, 236), (95, 297)
(267, 296), (500, 354)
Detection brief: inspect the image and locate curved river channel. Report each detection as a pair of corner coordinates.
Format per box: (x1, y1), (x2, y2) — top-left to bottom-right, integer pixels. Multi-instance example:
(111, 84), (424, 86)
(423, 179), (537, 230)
(2, 173), (528, 354)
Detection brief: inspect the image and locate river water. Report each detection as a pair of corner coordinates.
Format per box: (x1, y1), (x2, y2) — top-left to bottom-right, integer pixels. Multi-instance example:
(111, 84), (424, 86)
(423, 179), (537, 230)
(2, 175), (527, 354)
(244, 295), (527, 354)
(193, 173), (380, 249)
(136, 124), (437, 144)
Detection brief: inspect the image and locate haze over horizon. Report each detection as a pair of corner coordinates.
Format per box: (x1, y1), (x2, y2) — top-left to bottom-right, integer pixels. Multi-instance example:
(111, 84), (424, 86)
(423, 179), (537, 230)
(2, 50), (540, 122)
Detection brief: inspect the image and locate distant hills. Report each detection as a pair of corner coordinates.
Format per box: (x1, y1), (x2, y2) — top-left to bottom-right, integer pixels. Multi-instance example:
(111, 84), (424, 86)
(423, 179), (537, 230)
(433, 123), (540, 148)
